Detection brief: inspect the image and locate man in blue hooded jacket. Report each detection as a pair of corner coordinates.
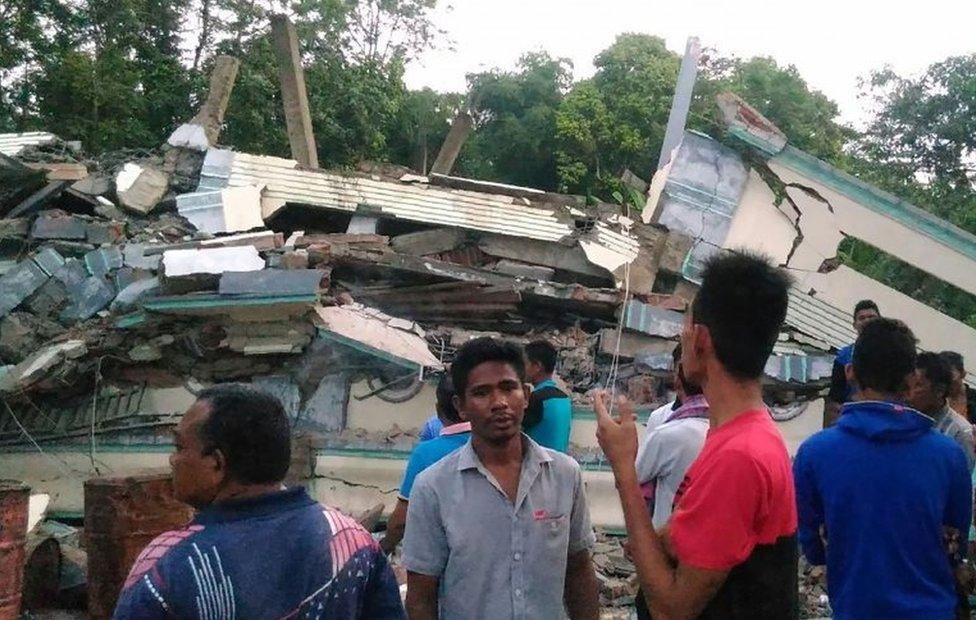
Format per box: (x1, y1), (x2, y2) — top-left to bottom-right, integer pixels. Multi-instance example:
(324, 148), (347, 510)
(794, 318), (972, 619)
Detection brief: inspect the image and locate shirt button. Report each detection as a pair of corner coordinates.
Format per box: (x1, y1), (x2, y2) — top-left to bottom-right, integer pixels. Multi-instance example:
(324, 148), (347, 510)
(515, 588), (523, 597)
(511, 515), (517, 522)
(513, 552), (521, 561)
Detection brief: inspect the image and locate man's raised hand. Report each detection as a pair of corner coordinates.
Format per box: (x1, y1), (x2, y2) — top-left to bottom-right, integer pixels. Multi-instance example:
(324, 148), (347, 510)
(593, 389), (638, 474)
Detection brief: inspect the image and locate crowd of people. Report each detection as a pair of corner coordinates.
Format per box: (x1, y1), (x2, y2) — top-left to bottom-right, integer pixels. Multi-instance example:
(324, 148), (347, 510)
(110, 249), (976, 620)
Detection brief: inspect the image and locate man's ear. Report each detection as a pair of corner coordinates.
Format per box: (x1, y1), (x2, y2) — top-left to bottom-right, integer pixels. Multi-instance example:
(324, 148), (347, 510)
(453, 394), (468, 422)
(210, 447), (228, 478)
(523, 383), (533, 402)
(845, 363), (856, 386)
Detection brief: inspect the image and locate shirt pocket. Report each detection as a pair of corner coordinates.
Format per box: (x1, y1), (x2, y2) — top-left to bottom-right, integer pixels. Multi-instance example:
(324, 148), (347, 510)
(537, 513), (570, 552)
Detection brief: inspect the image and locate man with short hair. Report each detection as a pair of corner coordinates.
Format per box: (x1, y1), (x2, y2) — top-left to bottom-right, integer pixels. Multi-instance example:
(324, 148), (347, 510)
(941, 351), (976, 423)
(595, 251), (798, 619)
(403, 337), (599, 619)
(523, 339), (573, 453)
(381, 375), (469, 554)
(911, 351), (976, 472)
(824, 299), (880, 426)
(794, 320), (972, 619)
(114, 384), (403, 619)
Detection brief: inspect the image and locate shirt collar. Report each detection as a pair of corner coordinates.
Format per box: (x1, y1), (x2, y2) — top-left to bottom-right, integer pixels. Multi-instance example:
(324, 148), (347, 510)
(457, 433), (552, 472)
(439, 422), (472, 436)
(665, 394), (709, 423)
(534, 378), (557, 390)
(194, 486), (314, 524)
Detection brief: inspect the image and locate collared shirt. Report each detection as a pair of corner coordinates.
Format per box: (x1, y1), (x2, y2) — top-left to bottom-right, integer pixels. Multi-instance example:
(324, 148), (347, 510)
(114, 488), (404, 619)
(402, 435), (595, 619)
(935, 404), (976, 473)
(634, 394), (709, 529)
(525, 378), (572, 453)
(399, 422), (472, 499)
(645, 399), (676, 431)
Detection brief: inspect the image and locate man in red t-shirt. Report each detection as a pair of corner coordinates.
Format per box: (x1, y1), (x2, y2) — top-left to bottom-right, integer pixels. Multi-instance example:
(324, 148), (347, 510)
(595, 250), (798, 619)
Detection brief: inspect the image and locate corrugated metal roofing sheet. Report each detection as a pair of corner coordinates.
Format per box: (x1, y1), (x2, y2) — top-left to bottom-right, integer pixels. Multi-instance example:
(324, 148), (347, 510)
(0, 132), (57, 156)
(784, 288), (855, 352)
(199, 149), (641, 265)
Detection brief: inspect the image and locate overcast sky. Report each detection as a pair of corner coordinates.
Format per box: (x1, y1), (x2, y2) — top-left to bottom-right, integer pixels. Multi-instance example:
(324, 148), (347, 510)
(403, 0), (976, 127)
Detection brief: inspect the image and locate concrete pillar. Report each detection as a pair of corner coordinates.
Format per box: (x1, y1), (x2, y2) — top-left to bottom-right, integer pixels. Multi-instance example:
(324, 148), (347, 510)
(192, 55), (241, 145)
(657, 36), (701, 171)
(270, 15), (319, 168)
(429, 112), (474, 175)
(85, 474), (193, 619)
(0, 482), (29, 620)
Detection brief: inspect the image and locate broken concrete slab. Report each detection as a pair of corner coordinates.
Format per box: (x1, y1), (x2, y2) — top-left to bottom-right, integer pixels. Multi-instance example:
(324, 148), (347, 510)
(0, 217), (29, 238)
(94, 199), (127, 221)
(493, 259), (556, 281)
(223, 321), (315, 355)
(25, 162), (88, 181)
(298, 373), (349, 431)
(71, 175), (112, 197)
(116, 163), (170, 214)
(598, 328), (677, 360)
(52, 258), (89, 290)
(23, 277), (69, 318)
(111, 276), (162, 312)
(0, 339), (87, 393)
(313, 305), (442, 369)
(176, 185), (264, 234)
(144, 230), (280, 256)
(167, 124), (210, 151)
(32, 247), (65, 276)
(85, 220), (126, 245)
(30, 212), (87, 240)
(0, 312), (65, 364)
(391, 228), (467, 256)
(113, 267), (153, 291)
(84, 246), (124, 278)
(123, 244), (163, 271)
(0, 258), (49, 317)
(59, 277), (115, 322)
(275, 250), (309, 270)
(162, 246), (265, 278)
(218, 269), (324, 297)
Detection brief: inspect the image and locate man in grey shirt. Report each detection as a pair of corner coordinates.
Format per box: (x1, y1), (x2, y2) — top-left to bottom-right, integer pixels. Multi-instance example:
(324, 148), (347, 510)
(910, 351), (976, 472)
(403, 337), (598, 619)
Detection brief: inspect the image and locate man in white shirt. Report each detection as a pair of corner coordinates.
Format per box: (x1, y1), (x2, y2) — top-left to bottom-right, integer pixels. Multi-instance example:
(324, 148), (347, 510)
(634, 343), (709, 529)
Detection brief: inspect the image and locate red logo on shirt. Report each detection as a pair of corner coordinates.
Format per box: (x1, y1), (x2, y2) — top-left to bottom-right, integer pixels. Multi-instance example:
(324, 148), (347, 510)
(533, 509), (548, 520)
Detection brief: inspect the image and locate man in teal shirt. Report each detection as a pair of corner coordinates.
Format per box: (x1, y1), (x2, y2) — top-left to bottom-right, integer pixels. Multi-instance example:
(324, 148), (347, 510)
(524, 340), (573, 452)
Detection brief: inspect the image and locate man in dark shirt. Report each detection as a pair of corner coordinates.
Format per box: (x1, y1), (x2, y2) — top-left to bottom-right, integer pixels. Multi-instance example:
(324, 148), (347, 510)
(825, 299), (880, 426)
(941, 351), (976, 424)
(595, 251), (798, 619)
(114, 384), (403, 619)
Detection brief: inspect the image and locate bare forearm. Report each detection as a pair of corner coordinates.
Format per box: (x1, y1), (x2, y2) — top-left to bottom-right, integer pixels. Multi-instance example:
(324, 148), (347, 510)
(380, 501), (407, 554)
(564, 553), (600, 620)
(405, 594), (437, 620)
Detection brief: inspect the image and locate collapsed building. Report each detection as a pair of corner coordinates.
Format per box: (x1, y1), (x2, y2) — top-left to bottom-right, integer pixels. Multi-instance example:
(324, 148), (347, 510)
(2, 42), (976, 616)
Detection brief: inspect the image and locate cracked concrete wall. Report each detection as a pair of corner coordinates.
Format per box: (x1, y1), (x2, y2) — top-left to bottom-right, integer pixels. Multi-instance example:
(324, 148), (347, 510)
(728, 160), (976, 295)
(346, 379), (435, 432)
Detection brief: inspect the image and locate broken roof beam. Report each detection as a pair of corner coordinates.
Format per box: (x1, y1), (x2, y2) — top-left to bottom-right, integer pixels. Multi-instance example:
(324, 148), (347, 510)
(270, 15), (318, 168)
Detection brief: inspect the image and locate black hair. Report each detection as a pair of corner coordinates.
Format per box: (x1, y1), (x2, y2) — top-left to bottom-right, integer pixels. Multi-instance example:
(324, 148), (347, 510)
(852, 318), (917, 395)
(672, 342), (682, 365)
(525, 340), (558, 374)
(195, 383), (291, 484)
(691, 250), (792, 380)
(670, 342), (703, 396)
(916, 351), (952, 400)
(940, 351), (965, 374)
(451, 337), (526, 399)
(435, 374), (462, 424)
(854, 299), (880, 316)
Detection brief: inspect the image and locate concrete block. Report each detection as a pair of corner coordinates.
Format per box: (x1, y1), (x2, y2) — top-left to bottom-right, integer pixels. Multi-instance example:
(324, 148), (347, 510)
(162, 246), (264, 278)
(0, 259), (49, 316)
(123, 244), (162, 271)
(30, 214), (87, 240)
(32, 248), (65, 276)
(116, 163), (170, 215)
(218, 269), (323, 297)
(60, 277), (115, 322)
(84, 247), (124, 278)
(86, 221), (126, 245)
(71, 175), (112, 196)
(494, 259), (556, 281)
(111, 277), (162, 312)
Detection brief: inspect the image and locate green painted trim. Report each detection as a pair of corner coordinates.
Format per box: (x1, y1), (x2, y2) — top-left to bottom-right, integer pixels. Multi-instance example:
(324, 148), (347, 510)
(115, 311), (148, 328)
(47, 511), (84, 520)
(315, 447), (615, 472)
(772, 146), (976, 262)
(572, 407), (653, 422)
(144, 293), (317, 311)
(726, 126), (783, 156)
(316, 330), (422, 372)
(0, 443), (173, 454)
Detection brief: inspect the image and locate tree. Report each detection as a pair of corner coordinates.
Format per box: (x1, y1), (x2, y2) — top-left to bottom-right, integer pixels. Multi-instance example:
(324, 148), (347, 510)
(458, 51), (572, 189)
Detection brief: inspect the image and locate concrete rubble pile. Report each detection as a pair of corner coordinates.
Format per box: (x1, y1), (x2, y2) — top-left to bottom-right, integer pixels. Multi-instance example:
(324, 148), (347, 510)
(0, 58), (850, 617)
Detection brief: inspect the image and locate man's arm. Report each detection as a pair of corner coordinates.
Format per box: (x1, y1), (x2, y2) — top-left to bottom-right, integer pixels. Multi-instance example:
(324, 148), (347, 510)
(594, 392), (728, 619)
(793, 445), (826, 565)
(380, 499), (408, 554)
(113, 576), (170, 620)
(945, 446), (974, 561)
(405, 573), (439, 620)
(824, 360), (847, 427)
(564, 550), (599, 620)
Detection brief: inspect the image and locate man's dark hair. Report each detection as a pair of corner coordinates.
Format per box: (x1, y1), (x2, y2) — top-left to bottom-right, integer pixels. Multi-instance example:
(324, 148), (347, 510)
(691, 251), (792, 380)
(670, 342), (703, 396)
(854, 299), (880, 316)
(195, 383), (291, 484)
(940, 351), (965, 374)
(852, 318), (917, 395)
(435, 374), (462, 424)
(916, 351), (952, 400)
(672, 342), (682, 365)
(451, 337), (526, 399)
(525, 340), (558, 374)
